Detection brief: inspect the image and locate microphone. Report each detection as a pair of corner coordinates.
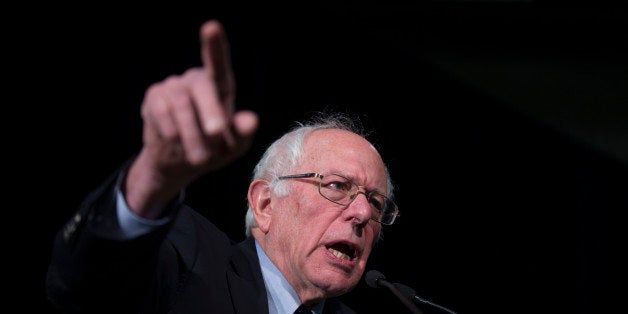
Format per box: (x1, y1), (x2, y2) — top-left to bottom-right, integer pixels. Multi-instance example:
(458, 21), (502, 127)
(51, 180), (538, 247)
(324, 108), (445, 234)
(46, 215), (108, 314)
(365, 270), (458, 314)
(365, 270), (423, 314)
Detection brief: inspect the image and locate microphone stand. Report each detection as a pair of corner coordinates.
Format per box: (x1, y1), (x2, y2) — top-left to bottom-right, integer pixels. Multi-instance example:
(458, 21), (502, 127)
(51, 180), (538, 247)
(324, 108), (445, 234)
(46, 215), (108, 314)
(378, 279), (424, 314)
(394, 283), (459, 314)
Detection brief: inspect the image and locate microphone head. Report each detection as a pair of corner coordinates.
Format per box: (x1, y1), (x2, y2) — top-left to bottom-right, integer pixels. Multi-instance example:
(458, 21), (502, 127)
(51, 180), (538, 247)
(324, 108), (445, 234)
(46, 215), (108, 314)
(365, 269), (386, 288)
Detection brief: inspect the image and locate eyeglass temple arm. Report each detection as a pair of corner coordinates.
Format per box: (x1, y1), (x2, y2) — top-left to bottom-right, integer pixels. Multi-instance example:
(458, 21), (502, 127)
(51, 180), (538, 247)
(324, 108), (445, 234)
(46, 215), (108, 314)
(277, 173), (320, 180)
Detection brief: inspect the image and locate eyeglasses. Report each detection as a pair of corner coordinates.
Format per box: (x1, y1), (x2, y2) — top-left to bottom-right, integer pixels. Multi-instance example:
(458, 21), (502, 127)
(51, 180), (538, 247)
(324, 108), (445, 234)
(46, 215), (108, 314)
(276, 173), (400, 225)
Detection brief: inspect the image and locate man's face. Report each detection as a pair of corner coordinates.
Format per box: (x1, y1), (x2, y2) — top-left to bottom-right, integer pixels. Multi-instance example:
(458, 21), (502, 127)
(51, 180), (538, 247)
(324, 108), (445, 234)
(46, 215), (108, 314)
(266, 129), (387, 299)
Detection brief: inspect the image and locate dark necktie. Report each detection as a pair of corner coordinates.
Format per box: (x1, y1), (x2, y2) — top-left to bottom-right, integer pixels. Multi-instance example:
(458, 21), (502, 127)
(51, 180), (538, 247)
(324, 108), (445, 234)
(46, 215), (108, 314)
(294, 305), (312, 314)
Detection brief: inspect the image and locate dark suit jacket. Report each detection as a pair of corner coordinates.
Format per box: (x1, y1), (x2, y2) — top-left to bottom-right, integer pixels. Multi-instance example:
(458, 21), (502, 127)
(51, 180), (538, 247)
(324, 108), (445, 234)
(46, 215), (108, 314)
(46, 166), (355, 314)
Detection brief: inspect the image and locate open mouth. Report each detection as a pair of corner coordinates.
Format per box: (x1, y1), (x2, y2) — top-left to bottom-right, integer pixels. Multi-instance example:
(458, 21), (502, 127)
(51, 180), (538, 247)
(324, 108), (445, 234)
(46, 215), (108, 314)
(327, 242), (358, 261)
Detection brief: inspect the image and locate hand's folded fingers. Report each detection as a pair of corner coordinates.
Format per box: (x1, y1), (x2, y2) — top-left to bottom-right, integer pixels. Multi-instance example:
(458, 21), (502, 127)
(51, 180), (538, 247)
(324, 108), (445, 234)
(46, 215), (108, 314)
(143, 76), (207, 166)
(168, 91), (209, 166)
(142, 85), (178, 145)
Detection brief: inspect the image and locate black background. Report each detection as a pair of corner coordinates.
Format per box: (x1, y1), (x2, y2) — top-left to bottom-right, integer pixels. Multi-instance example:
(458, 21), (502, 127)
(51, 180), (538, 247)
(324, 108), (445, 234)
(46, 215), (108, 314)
(25, 2), (627, 313)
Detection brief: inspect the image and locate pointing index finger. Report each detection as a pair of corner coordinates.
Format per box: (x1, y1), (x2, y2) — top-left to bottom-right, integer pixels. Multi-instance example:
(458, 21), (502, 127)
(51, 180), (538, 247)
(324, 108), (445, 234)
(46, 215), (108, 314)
(200, 20), (235, 108)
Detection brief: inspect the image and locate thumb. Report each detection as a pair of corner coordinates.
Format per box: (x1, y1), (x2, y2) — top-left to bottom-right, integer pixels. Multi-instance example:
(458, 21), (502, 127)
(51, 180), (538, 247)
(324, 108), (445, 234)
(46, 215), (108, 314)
(231, 110), (259, 153)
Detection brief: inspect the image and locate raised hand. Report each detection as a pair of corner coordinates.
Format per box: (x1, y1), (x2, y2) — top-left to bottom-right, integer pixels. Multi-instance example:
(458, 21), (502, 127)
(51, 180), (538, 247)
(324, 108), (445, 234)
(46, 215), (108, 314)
(124, 20), (258, 219)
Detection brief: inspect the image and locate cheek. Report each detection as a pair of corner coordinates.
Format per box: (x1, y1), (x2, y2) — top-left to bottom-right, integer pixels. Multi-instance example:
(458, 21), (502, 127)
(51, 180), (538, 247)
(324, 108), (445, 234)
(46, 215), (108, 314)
(275, 195), (315, 233)
(275, 189), (341, 239)
(369, 223), (382, 239)
(288, 197), (335, 238)
(291, 191), (321, 218)
(298, 199), (344, 230)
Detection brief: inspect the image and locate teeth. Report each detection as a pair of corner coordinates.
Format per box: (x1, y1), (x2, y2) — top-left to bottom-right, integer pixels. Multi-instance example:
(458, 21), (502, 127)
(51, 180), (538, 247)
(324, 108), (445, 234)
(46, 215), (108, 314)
(328, 247), (351, 260)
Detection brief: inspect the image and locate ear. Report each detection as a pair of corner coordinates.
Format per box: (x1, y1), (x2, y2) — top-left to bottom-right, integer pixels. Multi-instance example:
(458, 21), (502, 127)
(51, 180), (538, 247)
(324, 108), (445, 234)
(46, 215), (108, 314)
(247, 179), (272, 233)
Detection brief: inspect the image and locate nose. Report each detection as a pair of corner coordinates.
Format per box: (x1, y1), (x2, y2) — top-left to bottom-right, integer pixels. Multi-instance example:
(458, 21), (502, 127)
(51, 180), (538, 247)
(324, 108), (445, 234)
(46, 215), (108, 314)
(346, 191), (373, 224)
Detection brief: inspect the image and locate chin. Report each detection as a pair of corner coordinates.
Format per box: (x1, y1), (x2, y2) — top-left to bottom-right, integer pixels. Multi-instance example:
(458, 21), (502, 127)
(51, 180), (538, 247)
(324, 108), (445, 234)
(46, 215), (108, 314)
(313, 271), (360, 297)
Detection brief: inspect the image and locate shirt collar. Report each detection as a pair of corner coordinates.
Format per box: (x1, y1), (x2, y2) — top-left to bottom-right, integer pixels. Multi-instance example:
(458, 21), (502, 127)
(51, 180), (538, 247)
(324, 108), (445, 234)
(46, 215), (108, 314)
(255, 240), (325, 314)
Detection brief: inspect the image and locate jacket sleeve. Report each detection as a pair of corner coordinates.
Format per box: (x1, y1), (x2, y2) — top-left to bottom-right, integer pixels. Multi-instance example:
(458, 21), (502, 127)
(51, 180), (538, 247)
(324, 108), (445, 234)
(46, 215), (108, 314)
(45, 158), (184, 314)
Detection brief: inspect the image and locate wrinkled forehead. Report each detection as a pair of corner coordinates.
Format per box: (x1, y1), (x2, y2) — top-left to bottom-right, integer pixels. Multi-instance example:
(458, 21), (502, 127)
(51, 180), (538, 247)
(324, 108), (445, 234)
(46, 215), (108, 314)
(301, 129), (387, 188)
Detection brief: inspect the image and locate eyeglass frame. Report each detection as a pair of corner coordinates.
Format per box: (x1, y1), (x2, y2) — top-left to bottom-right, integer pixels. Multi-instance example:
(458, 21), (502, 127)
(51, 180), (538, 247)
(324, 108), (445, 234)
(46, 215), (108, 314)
(275, 172), (400, 226)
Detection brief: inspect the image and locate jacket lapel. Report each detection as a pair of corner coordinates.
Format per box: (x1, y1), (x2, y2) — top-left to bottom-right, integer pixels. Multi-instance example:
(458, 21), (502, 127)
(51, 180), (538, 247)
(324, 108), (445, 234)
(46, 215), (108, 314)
(227, 237), (269, 314)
